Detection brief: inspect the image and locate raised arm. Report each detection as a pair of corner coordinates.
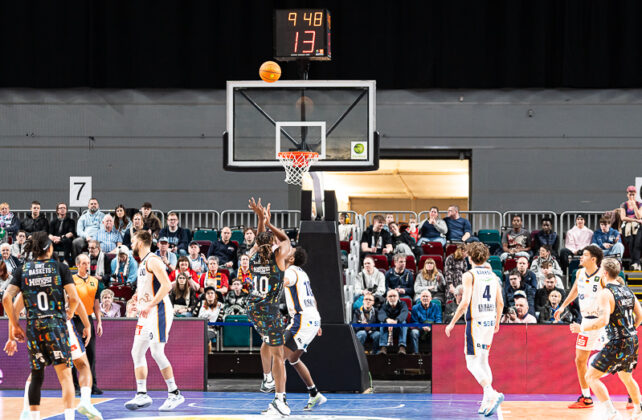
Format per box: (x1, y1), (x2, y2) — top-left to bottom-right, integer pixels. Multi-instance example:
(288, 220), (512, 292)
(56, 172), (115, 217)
(249, 197), (265, 234)
(264, 203), (289, 243)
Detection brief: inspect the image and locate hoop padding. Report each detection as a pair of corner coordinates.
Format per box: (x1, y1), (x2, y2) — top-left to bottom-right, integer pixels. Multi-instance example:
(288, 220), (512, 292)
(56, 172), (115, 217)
(277, 151), (319, 185)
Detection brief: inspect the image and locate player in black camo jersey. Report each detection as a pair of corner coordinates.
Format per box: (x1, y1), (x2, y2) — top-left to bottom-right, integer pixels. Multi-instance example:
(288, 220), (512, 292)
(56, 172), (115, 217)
(2, 231), (85, 420)
(573, 258), (642, 419)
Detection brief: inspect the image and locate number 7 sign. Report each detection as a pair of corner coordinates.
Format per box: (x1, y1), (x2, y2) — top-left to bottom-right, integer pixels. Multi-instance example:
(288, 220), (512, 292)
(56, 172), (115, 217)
(69, 176), (92, 207)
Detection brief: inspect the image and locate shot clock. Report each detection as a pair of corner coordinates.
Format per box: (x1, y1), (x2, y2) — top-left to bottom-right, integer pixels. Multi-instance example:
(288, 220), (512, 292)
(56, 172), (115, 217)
(274, 9), (331, 61)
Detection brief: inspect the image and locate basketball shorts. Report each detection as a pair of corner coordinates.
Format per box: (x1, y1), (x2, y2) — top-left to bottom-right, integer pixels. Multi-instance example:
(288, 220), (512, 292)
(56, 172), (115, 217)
(135, 301), (173, 343)
(284, 312), (321, 352)
(66, 320), (86, 360)
(465, 318), (495, 356)
(247, 302), (285, 347)
(576, 318), (608, 351)
(26, 317), (72, 370)
(591, 336), (639, 374)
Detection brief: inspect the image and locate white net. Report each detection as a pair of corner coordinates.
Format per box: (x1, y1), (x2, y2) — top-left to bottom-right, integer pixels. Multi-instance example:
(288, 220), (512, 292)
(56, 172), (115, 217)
(277, 151), (319, 185)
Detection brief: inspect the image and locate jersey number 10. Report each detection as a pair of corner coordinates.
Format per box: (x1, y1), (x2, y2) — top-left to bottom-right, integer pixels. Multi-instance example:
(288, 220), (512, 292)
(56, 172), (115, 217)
(253, 276), (269, 295)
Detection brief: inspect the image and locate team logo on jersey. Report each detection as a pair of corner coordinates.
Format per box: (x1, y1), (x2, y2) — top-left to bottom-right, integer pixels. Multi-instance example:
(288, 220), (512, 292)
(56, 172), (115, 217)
(71, 344), (78, 351)
(53, 351), (63, 359)
(476, 343), (492, 350)
(576, 334), (588, 347)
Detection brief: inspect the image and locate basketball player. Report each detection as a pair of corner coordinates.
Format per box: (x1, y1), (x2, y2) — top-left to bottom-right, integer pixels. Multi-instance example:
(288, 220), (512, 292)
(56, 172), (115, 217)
(555, 244), (607, 409)
(572, 258), (642, 419)
(445, 242), (504, 417)
(2, 232), (83, 420)
(124, 230), (184, 411)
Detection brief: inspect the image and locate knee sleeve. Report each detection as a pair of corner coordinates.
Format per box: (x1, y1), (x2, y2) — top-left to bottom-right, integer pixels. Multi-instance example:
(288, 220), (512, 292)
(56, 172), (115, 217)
(131, 337), (150, 368)
(288, 358), (301, 366)
(150, 342), (171, 370)
(465, 354), (490, 385)
(29, 369), (45, 406)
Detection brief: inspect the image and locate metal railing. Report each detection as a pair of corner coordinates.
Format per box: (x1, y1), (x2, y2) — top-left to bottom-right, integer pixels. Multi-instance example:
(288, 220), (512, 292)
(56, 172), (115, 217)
(363, 211), (418, 228)
(168, 210), (220, 231)
(82, 208), (165, 226)
(503, 211), (558, 234)
(220, 210), (301, 230)
(559, 211), (606, 238)
(13, 209), (80, 222)
(418, 210), (503, 232)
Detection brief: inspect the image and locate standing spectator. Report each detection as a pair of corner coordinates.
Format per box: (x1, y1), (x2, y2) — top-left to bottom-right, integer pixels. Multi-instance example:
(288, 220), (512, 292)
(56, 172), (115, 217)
(0, 202), (21, 241)
(199, 256), (229, 298)
(73, 198), (105, 257)
(192, 286), (224, 353)
(444, 205), (478, 243)
(354, 256), (386, 307)
(534, 274), (565, 313)
(500, 215), (531, 261)
(207, 226), (239, 269)
(530, 246), (563, 283)
(87, 240), (111, 287)
(385, 253), (414, 299)
(417, 207), (448, 246)
(515, 256), (538, 290)
(360, 215), (393, 260)
(112, 204), (131, 236)
(534, 261), (564, 289)
(406, 217), (420, 244)
(503, 271), (536, 316)
(10, 230), (27, 262)
(122, 212), (147, 248)
(389, 221), (416, 257)
(237, 227), (256, 257)
(352, 292), (380, 354)
(169, 272), (197, 317)
(501, 295), (537, 324)
(235, 254), (253, 294)
(99, 289), (122, 318)
(48, 202), (76, 266)
(414, 258), (446, 304)
(559, 214), (593, 273)
(537, 289), (575, 324)
(21, 200), (49, 235)
(533, 217), (559, 256)
(378, 289), (409, 355)
(187, 241), (208, 275)
(96, 214), (122, 254)
(110, 245), (138, 286)
(443, 285), (465, 324)
(0, 243), (19, 276)
(409, 290), (442, 354)
(619, 185), (642, 270)
(159, 212), (191, 257)
(224, 278), (249, 315)
(140, 202), (162, 240)
(444, 244), (469, 301)
(592, 217), (624, 258)
(156, 237), (178, 273)
(168, 256), (200, 291)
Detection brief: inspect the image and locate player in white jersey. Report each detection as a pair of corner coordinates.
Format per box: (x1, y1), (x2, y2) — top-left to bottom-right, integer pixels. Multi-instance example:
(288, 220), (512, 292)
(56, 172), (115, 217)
(446, 242), (504, 417)
(556, 244), (607, 409)
(125, 230), (184, 412)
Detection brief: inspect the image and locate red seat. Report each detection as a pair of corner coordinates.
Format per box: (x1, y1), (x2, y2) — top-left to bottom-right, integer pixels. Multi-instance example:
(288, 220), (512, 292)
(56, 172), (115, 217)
(405, 256), (417, 273)
(421, 242), (444, 256)
(419, 255), (444, 271)
(196, 240), (211, 255)
(370, 254), (390, 271)
(503, 258), (518, 272)
(231, 240), (239, 248)
(219, 268), (230, 279)
(340, 241), (350, 253)
(110, 284), (134, 301)
(400, 297), (413, 322)
(445, 244), (458, 258)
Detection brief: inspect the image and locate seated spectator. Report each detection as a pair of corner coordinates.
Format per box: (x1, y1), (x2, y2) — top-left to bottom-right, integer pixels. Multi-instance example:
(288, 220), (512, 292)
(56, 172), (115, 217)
(237, 227), (256, 257)
(109, 245), (138, 286)
(99, 289), (122, 318)
(0, 202), (21, 241)
(360, 215), (393, 260)
(592, 217), (624, 258)
(533, 217), (559, 257)
(382, 213), (395, 232)
(122, 212), (147, 248)
(385, 253), (414, 299)
(21, 200), (49, 235)
(503, 270), (536, 316)
(559, 214), (593, 273)
(10, 230), (27, 262)
(159, 212), (191, 257)
(515, 256), (538, 290)
(338, 212), (353, 242)
(444, 244), (469, 301)
(169, 256), (200, 291)
(140, 202), (162, 241)
(199, 256), (229, 298)
(87, 240), (111, 286)
(354, 256), (386, 308)
(414, 258), (446, 304)
(1, 243), (19, 276)
(126, 296), (139, 318)
(352, 292), (380, 354)
(619, 185), (642, 270)
(444, 205), (479, 243)
(156, 237), (178, 273)
(192, 286), (224, 353)
(500, 215), (531, 261)
(501, 295), (537, 324)
(224, 278), (249, 315)
(443, 284), (465, 325)
(112, 204), (131, 236)
(417, 207), (447, 246)
(0, 261), (12, 293)
(188, 241), (208, 275)
(406, 217), (420, 244)
(73, 198), (105, 257)
(378, 289), (409, 355)
(96, 214), (122, 254)
(48, 202), (76, 266)
(208, 226), (238, 269)
(389, 221), (416, 257)
(534, 274), (565, 313)
(236, 254), (253, 294)
(530, 246), (563, 284)
(169, 272), (197, 317)
(537, 289), (575, 324)
(409, 290), (442, 354)
(534, 261), (564, 289)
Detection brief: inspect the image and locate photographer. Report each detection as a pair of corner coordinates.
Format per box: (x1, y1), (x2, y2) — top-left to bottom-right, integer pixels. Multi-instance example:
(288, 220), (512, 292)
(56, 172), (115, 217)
(501, 295), (537, 324)
(354, 256), (385, 308)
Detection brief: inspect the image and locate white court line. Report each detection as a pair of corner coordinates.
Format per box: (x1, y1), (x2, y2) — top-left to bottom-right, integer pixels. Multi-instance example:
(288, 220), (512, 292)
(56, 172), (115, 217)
(497, 405), (504, 420)
(187, 402), (406, 412)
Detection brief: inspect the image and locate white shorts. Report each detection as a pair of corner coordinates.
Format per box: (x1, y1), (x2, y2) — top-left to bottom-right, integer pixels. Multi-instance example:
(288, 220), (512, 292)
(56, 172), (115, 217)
(135, 301), (173, 343)
(66, 320), (85, 361)
(576, 319), (608, 351)
(465, 319), (496, 355)
(285, 312), (321, 352)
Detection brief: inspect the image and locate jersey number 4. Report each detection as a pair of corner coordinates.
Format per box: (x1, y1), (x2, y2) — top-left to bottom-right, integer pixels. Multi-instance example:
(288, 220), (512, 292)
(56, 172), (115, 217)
(483, 285), (491, 301)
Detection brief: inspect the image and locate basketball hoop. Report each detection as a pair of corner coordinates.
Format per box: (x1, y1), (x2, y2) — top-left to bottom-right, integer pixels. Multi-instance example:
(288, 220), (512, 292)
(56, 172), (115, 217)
(277, 151), (319, 185)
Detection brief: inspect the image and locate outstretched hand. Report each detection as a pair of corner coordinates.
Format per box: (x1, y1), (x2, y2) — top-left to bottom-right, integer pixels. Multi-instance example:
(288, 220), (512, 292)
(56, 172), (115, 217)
(263, 203), (272, 224)
(248, 197), (263, 215)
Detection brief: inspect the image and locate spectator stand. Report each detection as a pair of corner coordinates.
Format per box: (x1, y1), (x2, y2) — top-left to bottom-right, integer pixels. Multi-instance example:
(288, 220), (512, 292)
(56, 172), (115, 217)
(426, 210), (503, 233)
(86, 208), (165, 226)
(559, 210), (605, 238)
(168, 209), (220, 231)
(363, 210), (417, 229)
(13, 209), (80, 221)
(502, 211), (558, 239)
(220, 209), (300, 230)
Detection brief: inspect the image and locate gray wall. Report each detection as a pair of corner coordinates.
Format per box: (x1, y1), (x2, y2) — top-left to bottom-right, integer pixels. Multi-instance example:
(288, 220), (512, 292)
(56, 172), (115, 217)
(1, 88), (641, 213)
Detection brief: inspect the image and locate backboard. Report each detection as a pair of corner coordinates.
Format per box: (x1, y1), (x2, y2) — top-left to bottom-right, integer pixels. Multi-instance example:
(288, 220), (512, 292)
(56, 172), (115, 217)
(223, 80), (378, 171)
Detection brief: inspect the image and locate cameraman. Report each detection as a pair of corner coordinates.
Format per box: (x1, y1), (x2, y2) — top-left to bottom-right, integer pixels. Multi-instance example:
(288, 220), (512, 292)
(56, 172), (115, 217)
(354, 256), (385, 308)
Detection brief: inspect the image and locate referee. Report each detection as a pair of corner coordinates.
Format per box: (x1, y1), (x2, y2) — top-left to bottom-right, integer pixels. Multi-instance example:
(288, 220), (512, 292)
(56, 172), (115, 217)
(72, 253), (104, 395)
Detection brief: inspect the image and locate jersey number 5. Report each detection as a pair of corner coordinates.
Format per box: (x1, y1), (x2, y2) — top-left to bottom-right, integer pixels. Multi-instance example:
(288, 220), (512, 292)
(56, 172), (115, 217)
(483, 285), (491, 301)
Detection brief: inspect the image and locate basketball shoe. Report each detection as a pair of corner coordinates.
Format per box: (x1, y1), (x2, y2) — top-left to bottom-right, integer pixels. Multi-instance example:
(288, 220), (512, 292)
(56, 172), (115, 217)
(159, 391), (185, 411)
(484, 391), (504, 417)
(262, 397), (291, 416)
(77, 401), (104, 419)
(125, 393), (153, 410)
(260, 378), (275, 393)
(568, 395), (593, 408)
(304, 393), (327, 411)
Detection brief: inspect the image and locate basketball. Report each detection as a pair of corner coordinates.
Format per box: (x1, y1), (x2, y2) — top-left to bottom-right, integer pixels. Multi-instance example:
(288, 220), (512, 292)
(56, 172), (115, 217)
(259, 61), (281, 83)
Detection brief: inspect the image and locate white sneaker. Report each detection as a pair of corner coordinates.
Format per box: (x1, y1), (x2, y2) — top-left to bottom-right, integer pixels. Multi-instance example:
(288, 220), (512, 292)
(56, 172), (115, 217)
(262, 397), (290, 416)
(304, 393), (327, 411)
(478, 396), (490, 414)
(484, 391), (504, 417)
(260, 378), (275, 393)
(77, 402), (104, 420)
(159, 392), (185, 411)
(124, 393), (153, 410)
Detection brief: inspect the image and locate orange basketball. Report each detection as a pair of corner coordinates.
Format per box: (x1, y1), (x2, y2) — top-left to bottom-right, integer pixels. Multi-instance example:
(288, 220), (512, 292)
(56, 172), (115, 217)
(259, 61), (281, 83)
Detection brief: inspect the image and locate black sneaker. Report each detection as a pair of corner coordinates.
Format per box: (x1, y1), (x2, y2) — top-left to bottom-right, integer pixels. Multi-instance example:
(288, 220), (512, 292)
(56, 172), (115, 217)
(91, 386), (103, 395)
